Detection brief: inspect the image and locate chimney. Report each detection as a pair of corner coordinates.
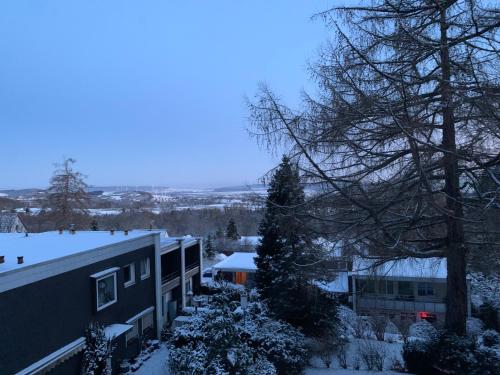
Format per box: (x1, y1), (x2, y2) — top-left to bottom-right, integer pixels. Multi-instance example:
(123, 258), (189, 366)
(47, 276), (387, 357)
(25, 232), (29, 237)
(0, 255), (4, 264)
(124, 230), (129, 236)
(110, 229), (115, 235)
(58, 228), (63, 235)
(17, 256), (24, 264)
(70, 228), (76, 235)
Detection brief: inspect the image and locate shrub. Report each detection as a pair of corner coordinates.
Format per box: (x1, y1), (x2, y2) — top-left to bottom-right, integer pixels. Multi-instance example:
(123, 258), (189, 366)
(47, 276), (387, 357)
(467, 317), (484, 337)
(409, 320), (437, 340)
(403, 331), (500, 375)
(479, 329), (499, 347)
(370, 315), (388, 341)
(357, 339), (386, 371)
(479, 301), (499, 331)
(168, 288), (308, 375)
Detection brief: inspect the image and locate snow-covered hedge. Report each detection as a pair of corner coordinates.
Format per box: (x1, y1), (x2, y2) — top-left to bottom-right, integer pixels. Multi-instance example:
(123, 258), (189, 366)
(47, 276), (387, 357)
(168, 290), (308, 375)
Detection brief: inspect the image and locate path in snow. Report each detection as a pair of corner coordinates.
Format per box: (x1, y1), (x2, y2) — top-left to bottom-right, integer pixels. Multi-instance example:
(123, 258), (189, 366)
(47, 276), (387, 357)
(132, 344), (170, 375)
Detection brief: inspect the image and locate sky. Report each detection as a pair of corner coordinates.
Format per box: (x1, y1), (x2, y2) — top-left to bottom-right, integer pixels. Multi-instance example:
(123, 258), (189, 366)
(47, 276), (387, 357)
(0, 0), (337, 189)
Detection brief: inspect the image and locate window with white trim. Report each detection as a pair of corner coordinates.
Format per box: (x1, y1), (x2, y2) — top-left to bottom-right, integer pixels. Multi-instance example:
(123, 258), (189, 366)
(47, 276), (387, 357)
(140, 257), (150, 280)
(123, 263), (135, 287)
(96, 273), (117, 311)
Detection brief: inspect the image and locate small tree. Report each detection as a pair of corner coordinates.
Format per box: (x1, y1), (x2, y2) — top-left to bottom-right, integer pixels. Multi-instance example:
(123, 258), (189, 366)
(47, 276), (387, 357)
(204, 234), (216, 259)
(90, 219), (99, 231)
(226, 218), (240, 240)
(81, 322), (114, 375)
(48, 158), (89, 228)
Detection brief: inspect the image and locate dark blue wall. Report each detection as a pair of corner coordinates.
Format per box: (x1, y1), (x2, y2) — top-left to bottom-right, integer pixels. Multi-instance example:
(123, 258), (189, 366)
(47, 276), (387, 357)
(0, 244), (156, 374)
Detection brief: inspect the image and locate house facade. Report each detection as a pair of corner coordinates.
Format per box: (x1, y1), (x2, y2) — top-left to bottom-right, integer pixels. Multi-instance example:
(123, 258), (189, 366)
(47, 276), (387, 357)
(350, 257), (471, 326)
(212, 252), (257, 287)
(0, 230), (202, 375)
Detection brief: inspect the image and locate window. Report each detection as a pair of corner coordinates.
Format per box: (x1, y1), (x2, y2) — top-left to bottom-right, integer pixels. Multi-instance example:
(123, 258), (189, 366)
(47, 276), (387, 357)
(378, 280), (394, 294)
(126, 320), (139, 344)
(123, 263), (135, 287)
(417, 282), (434, 296)
(358, 279), (376, 293)
(96, 273), (117, 310)
(140, 258), (150, 280)
(398, 281), (414, 298)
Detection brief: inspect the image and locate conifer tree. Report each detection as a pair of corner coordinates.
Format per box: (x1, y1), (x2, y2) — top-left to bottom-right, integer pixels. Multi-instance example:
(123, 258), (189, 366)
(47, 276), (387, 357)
(205, 234), (216, 259)
(255, 156), (338, 337)
(81, 322), (114, 375)
(226, 219), (240, 241)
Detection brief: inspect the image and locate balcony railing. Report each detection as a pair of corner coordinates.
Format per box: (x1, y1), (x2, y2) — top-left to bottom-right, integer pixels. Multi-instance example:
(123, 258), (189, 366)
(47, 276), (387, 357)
(185, 262), (200, 272)
(162, 271), (180, 285)
(357, 296), (446, 313)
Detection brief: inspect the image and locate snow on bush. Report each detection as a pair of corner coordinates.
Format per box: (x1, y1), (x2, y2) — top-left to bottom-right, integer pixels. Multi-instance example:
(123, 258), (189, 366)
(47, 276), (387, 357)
(467, 317), (484, 337)
(168, 288), (308, 375)
(469, 272), (500, 309)
(409, 320), (437, 340)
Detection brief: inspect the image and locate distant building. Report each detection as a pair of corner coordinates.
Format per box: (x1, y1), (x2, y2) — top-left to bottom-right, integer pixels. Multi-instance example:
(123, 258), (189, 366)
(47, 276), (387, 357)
(0, 230), (202, 374)
(212, 252), (257, 287)
(350, 257), (471, 326)
(0, 212), (26, 233)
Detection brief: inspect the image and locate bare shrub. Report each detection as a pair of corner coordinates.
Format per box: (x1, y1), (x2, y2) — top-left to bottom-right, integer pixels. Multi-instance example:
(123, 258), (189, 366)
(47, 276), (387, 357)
(336, 342), (348, 369)
(370, 315), (388, 341)
(357, 339), (386, 371)
(394, 319), (412, 343)
(353, 316), (372, 339)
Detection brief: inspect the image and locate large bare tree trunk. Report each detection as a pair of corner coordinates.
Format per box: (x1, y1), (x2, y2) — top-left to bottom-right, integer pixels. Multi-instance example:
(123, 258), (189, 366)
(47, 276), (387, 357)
(439, 2), (467, 335)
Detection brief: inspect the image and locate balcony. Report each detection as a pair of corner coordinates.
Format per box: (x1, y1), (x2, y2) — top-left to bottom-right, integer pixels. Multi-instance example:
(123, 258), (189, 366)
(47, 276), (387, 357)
(162, 271), (180, 292)
(185, 262), (200, 279)
(357, 296), (446, 313)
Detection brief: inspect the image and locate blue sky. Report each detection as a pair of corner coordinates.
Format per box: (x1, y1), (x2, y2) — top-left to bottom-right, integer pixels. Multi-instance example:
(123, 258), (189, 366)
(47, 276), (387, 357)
(0, 0), (336, 188)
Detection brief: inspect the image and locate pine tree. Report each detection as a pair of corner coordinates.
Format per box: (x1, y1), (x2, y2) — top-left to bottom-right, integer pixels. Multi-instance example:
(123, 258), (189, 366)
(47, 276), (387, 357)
(205, 234), (216, 259)
(81, 322), (114, 375)
(255, 156), (338, 338)
(226, 219), (240, 241)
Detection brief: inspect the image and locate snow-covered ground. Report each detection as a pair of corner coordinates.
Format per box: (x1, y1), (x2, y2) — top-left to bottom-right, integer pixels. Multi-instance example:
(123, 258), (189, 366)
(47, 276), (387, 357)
(126, 344), (170, 375)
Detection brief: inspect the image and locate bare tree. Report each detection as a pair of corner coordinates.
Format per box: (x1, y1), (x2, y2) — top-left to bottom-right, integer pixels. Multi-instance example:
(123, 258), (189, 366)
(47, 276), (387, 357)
(249, 0), (500, 335)
(47, 158), (90, 228)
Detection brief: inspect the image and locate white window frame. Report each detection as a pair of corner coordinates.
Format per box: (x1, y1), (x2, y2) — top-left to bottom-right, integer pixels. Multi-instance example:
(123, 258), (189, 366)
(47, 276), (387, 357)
(96, 273), (118, 311)
(140, 257), (151, 280)
(123, 263), (136, 287)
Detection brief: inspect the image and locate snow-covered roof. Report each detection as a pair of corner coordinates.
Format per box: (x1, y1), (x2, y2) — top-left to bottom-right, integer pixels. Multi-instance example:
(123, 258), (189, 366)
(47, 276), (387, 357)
(0, 230), (162, 274)
(104, 324), (133, 340)
(314, 272), (349, 293)
(351, 257), (447, 279)
(212, 252), (257, 272)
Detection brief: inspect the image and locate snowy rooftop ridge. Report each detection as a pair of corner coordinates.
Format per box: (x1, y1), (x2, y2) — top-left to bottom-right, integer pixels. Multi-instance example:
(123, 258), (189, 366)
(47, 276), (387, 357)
(351, 256), (447, 279)
(0, 230), (164, 274)
(212, 252), (257, 272)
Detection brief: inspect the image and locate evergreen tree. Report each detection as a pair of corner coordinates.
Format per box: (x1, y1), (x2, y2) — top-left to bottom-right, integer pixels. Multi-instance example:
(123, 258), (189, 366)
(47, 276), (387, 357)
(81, 322), (114, 375)
(215, 227), (224, 239)
(226, 219), (240, 240)
(255, 156), (338, 338)
(205, 234), (216, 259)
